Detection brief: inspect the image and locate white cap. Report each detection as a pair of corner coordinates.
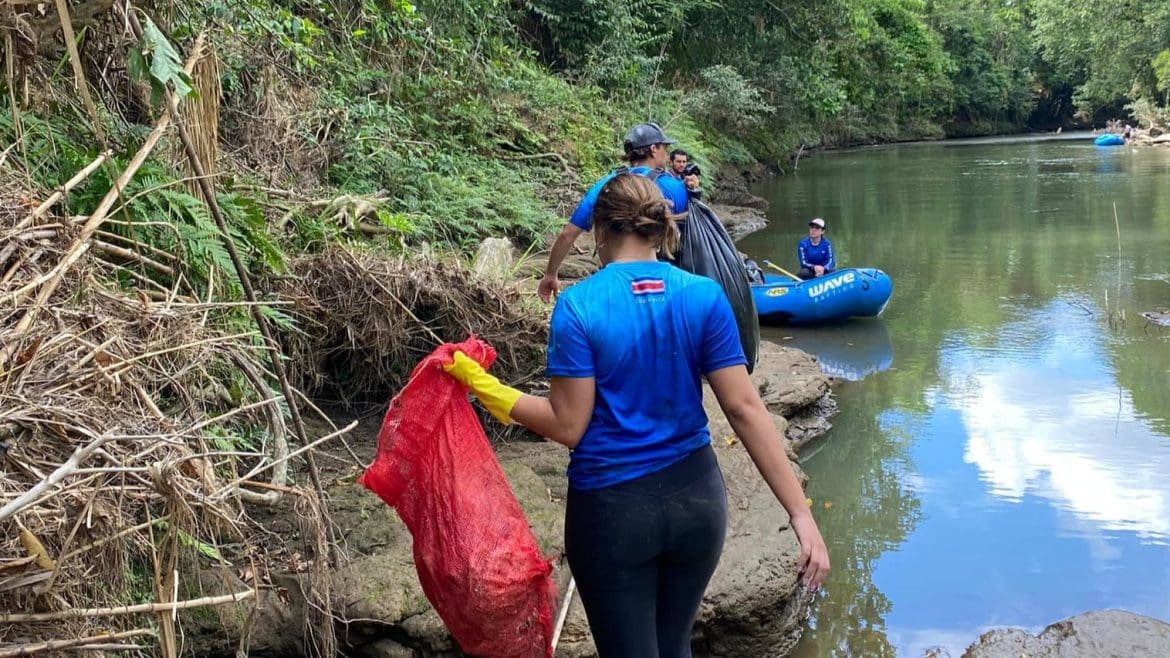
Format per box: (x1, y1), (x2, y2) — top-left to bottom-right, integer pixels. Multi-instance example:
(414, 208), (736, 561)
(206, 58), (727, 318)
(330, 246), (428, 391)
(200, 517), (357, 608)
(809, 218), (826, 229)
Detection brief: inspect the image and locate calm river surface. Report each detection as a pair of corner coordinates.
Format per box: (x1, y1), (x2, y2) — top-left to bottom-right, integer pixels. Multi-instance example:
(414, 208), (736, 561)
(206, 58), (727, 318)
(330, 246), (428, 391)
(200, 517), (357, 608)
(738, 134), (1170, 657)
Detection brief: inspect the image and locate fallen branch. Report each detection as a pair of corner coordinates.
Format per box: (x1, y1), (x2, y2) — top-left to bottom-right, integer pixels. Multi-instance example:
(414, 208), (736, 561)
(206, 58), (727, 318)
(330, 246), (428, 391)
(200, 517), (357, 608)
(228, 351), (290, 506)
(4, 31), (22, 172)
(17, 150), (113, 230)
(0, 34), (208, 368)
(551, 576), (576, 652)
(0, 629), (153, 658)
(0, 590), (254, 623)
(279, 192), (390, 231)
(93, 239), (176, 276)
(95, 229), (180, 263)
(0, 433), (109, 523)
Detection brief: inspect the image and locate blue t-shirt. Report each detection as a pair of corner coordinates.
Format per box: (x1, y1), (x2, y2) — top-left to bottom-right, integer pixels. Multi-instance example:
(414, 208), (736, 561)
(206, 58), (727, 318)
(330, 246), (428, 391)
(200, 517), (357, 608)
(546, 261), (748, 490)
(568, 166), (690, 231)
(798, 236), (835, 270)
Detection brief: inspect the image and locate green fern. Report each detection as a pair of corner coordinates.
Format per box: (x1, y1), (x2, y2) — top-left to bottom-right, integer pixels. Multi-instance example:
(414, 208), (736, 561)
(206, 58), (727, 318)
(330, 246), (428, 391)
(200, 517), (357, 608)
(136, 186), (242, 296)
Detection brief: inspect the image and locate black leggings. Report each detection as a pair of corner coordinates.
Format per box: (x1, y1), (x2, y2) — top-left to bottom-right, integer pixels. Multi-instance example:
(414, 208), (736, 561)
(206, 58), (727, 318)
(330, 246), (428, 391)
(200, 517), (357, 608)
(565, 445), (728, 658)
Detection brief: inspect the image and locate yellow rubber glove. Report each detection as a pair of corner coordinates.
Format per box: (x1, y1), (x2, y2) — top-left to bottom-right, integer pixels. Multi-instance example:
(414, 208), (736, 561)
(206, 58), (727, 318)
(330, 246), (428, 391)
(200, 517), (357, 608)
(443, 351), (523, 425)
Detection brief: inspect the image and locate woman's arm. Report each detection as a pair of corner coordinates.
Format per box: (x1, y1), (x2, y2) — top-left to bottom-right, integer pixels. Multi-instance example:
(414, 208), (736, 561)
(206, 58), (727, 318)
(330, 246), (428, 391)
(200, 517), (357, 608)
(443, 351), (594, 450)
(706, 364), (830, 589)
(510, 377), (595, 449)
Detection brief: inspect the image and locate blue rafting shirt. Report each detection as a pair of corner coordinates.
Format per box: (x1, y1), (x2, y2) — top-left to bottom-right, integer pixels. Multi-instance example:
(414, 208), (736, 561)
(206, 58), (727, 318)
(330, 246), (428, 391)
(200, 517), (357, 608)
(546, 260), (748, 490)
(568, 166), (689, 232)
(797, 236), (835, 270)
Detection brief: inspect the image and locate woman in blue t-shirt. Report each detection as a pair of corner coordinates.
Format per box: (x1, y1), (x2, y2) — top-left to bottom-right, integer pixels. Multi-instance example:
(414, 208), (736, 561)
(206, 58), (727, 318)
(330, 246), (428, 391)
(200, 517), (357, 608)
(443, 174), (829, 657)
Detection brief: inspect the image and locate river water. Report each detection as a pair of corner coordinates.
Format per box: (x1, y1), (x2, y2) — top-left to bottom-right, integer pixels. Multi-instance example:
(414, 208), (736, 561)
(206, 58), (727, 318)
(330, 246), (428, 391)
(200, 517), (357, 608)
(738, 134), (1170, 657)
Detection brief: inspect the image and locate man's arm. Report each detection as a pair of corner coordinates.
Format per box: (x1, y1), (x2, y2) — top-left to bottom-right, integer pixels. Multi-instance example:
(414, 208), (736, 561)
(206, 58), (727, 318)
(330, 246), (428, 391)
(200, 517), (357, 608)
(537, 223), (584, 303)
(798, 242), (812, 269)
(825, 241), (836, 271)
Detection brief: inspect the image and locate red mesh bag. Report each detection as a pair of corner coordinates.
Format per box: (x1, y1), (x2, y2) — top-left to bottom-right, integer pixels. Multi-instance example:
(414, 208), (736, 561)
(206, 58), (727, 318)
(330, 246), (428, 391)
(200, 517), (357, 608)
(358, 337), (556, 658)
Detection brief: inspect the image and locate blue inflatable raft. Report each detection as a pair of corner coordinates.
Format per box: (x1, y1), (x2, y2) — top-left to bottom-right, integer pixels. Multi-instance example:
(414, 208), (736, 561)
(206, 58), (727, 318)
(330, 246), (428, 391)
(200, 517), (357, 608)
(1094, 134), (1125, 146)
(752, 267), (893, 324)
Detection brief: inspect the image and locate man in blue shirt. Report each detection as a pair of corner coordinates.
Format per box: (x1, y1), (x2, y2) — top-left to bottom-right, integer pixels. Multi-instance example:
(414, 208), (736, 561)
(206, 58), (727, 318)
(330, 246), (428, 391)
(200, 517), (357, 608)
(537, 123), (695, 303)
(668, 148), (703, 201)
(797, 217), (835, 279)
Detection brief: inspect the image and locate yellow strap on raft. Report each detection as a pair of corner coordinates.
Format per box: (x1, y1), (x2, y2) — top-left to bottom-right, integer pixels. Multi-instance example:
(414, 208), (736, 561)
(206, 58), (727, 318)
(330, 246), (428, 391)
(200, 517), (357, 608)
(762, 260), (801, 281)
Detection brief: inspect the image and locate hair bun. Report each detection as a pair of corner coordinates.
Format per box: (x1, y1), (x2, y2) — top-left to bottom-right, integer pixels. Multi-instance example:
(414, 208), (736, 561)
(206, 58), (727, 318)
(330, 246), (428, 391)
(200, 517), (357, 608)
(638, 199), (671, 225)
(593, 173), (683, 258)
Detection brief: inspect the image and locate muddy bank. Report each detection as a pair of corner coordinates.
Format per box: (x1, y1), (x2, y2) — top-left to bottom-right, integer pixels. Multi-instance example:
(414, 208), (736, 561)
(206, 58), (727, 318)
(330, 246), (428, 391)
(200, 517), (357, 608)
(955, 609), (1170, 657)
(181, 341), (833, 657)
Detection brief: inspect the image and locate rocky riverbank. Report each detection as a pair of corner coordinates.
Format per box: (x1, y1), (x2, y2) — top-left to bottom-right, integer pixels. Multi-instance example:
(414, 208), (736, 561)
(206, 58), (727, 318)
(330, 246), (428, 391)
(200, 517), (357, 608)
(954, 609), (1170, 657)
(180, 341), (835, 657)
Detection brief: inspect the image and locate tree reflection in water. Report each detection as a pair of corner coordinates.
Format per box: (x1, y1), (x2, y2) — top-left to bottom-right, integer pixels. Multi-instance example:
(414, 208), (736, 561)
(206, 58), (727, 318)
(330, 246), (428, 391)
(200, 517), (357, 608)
(790, 392), (922, 658)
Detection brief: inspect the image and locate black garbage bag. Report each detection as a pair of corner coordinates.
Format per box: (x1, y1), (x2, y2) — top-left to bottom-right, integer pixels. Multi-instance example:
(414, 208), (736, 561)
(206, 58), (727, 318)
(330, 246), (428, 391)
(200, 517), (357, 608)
(673, 201), (760, 373)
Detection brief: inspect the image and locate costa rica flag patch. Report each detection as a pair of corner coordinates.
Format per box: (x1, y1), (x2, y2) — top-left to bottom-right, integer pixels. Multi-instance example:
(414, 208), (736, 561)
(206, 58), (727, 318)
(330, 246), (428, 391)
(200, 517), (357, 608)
(631, 277), (666, 296)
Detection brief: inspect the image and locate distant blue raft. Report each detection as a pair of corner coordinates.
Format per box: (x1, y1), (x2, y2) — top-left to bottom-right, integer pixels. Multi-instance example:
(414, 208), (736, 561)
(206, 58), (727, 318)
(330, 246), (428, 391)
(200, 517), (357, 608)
(751, 268), (893, 325)
(1094, 134), (1125, 146)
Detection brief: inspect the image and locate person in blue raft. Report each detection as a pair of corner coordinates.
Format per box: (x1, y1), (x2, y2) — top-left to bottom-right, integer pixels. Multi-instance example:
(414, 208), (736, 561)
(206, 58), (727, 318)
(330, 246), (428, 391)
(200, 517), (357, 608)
(797, 217), (835, 279)
(538, 122), (697, 303)
(443, 174), (829, 657)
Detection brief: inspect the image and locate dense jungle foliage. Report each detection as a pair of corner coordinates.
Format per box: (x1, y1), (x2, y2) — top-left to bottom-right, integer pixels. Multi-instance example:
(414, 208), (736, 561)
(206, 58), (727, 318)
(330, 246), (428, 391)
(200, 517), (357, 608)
(4, 0), (1169, 260)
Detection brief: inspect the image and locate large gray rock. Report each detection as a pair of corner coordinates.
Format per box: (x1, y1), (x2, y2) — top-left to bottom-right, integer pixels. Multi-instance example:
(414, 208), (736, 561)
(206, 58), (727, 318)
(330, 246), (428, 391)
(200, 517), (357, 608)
(752, 341), (833, 417)
(361, 639), (415, 658)
(472, 237), (516, 280)
(960, 610), (1170, 658)
(710, 172), (770, 210)
(710, 203), (769, 241)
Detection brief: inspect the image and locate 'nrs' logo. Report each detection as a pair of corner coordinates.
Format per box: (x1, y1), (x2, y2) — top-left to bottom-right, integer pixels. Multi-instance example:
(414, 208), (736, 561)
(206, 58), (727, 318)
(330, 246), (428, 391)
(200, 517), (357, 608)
(808, 271), (855, 298)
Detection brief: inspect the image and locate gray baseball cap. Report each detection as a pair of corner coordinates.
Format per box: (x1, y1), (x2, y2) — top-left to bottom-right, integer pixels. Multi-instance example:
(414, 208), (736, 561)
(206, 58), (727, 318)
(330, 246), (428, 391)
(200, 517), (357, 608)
(623, 123), (677, 150)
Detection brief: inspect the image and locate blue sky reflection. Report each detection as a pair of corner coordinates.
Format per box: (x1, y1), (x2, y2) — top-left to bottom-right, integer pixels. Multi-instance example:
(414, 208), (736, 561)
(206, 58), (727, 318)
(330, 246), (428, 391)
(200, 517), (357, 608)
(872, 300), (1170, 656)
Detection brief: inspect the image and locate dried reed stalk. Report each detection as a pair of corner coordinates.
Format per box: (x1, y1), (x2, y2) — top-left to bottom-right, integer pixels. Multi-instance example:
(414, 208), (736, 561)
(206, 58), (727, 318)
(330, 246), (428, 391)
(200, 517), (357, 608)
(180, 45), (220, 198)
(0, 34), (208, 367)
(3, 30), (22, 170)
(53, 0), (108, 146)
(0, 589), (255, 623)
(16, 150), (112, 230)
(0, 189), (330, 652)
(0, 628), (153, 657)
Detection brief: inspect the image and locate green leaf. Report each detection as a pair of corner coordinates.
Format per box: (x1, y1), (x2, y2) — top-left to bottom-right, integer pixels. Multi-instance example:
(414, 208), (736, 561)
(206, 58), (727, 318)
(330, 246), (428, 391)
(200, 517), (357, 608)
(258, 304), (301, 334)
(177, 528), (226, 564)
(136, 16), (196, 105)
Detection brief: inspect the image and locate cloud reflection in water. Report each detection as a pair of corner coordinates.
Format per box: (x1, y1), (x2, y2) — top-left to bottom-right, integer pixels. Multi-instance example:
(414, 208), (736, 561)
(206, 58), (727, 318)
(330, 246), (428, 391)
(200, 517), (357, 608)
(947, 307), (1170, 541)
